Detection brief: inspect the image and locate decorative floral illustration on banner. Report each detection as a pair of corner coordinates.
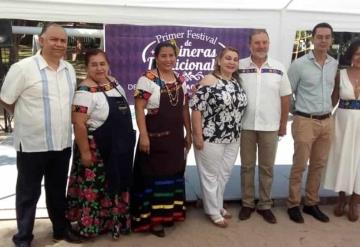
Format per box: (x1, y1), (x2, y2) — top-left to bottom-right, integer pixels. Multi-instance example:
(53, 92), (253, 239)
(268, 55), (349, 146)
(105, 25), (251, 104)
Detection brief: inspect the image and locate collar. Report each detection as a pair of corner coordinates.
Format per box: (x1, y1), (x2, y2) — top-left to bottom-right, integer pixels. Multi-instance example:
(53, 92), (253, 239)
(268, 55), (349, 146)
(245, 56), (272, 68)
(307, 50), (332, 64)
(35, 50), (67, 71)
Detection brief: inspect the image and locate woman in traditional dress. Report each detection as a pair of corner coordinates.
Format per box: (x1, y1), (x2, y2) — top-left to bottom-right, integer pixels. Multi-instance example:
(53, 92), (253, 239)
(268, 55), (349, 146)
(131, 41), (192, 237)
(66, 49), (136, 239)
(323, 40), (360, 222)
(190, 47), (247, 227)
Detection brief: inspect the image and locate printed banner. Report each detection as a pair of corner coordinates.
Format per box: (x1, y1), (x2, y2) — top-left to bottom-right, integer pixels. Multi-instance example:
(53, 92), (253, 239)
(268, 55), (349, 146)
(105, 24), (252, 104)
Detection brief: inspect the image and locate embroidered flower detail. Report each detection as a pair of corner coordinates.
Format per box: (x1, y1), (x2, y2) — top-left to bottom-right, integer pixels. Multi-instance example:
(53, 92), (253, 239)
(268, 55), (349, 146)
(100, 198), (113, 208)
(83, 188), (97, 202)
(178, 74), (186, 83)
(72, 105), (88, 113)
(100, 209), (110, 217)
(81, 215), (93, 227)
(89, 138), (97, 149)
(66, 208), (80, 221)
(67, 187), (79, 197)
(134, 89), (151, 100)
(85, 168), (96, 181)
(82, 207), (91, 216)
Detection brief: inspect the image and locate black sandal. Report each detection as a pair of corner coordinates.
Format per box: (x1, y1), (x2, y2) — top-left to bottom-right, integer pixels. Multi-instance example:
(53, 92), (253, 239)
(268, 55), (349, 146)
(150, 224), (165, 238)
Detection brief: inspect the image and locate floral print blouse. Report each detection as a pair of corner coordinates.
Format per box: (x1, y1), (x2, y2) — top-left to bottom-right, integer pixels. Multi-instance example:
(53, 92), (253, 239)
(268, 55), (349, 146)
(190, 77), (247, 144)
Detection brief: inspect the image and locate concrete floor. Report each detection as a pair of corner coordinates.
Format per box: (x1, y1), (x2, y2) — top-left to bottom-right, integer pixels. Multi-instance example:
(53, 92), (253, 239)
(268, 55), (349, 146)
(0, 203), (359, 247)
(0, 120), (358, 246)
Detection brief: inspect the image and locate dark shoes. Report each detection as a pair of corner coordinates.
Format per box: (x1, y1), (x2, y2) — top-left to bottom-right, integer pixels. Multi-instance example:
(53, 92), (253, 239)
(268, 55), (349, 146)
(257, 209), (277, 224)
(150, 225), (165, 238)
(334, 201), (347, 217)
(15, 243), (31, 247)
(303, 205), (329, 223)
(53, 229), (83, 243)
(239, 207), (276, 224)
(238, 206), (255, 220)
(348, 202), (359, 222)
(287, 206), (304, 223)
(162, 221), (175, 227)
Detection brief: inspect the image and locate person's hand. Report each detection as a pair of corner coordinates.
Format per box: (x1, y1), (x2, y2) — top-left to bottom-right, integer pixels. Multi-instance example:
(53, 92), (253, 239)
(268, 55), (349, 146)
(184, 134), (192, 152)
(81, 151), (93, 167)
(278, 124), (287, 137)
(139, 133), (150, 154)
(193, 134), (204, 150)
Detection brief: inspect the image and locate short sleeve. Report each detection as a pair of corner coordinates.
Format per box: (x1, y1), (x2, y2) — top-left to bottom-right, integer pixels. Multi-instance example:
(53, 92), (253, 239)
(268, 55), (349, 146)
(180, 80), (189, 106)
(0, 64), (26, 104)
(115, 84), (127, 101)
(72, 90), (95, 114)
(182, 81), (188, 96)
(189, 85), (210, 111)
(279, 66), (292, 96)
(287, 61), (301, 94)
(177, 73), (188, 95)
(134, 76), (153, 100)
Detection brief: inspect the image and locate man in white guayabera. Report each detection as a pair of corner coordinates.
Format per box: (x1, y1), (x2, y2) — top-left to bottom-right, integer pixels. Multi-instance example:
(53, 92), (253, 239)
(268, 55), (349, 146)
(0, 23), (82, 246)
(238, 29), (292, 224)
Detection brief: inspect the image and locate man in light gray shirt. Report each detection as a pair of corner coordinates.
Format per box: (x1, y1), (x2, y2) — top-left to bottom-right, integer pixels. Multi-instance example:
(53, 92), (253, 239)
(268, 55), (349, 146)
(287, 23), (338, 223)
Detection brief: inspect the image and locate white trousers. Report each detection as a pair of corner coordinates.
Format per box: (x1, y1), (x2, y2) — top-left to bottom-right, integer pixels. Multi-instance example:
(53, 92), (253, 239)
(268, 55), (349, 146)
(194, 140), (240, 219)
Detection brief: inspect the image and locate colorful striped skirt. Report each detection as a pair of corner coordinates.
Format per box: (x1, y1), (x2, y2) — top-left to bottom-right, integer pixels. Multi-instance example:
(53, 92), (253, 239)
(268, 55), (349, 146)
(130, 173), (186, 232)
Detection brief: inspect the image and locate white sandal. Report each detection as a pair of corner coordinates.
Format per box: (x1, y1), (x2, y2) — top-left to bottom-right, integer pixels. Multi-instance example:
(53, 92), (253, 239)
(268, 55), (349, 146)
(220, 209), (232, 219)
(209, 215), (228, 228)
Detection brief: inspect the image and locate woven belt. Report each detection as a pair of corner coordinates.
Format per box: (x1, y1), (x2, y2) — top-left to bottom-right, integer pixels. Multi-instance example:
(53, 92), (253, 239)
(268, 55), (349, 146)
(338, 99), (360, 110)
(294, 111), (331, 120)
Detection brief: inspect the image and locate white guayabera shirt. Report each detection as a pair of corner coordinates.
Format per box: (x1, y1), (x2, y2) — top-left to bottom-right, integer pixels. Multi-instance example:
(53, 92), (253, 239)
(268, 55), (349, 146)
(0, 51), (76, 152)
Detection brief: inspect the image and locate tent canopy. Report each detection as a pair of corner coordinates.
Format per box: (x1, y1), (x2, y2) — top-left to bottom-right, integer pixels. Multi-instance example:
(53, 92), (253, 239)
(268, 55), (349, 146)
(1, 0), (360, 66)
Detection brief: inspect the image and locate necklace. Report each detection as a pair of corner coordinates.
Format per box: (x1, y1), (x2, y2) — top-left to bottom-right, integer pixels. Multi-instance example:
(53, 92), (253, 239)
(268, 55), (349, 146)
(165, 83), (180, 106)
(157, 68), (179, 106)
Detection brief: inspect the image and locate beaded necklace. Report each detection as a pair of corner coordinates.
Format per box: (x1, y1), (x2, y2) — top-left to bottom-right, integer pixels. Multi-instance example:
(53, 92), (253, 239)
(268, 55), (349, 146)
(157, 68), (180, 106)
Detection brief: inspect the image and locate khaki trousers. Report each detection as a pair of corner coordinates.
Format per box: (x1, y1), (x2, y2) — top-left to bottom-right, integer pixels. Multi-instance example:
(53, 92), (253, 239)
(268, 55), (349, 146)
(240, 130), (278, 210)
(287, 115), (333, 208)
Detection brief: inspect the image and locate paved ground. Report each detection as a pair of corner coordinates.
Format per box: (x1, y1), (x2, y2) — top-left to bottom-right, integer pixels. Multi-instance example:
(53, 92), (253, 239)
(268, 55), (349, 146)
(0, 118), (358, 246)
(0, 203), (359, 247)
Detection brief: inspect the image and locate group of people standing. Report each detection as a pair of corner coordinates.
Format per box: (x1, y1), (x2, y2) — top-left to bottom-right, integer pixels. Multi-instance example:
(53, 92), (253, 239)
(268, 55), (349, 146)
(0, 21), (359, 247)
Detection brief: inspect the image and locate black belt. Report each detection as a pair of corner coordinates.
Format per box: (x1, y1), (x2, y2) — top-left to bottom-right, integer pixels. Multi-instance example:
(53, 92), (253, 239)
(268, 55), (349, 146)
(294, 111), (331, 120)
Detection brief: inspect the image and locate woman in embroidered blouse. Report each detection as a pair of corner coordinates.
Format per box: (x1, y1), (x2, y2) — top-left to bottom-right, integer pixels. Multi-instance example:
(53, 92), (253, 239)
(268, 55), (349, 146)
(131, 41), (192, 237)
(66, 49), (135, 240)
(190, 47), (247, 228)
(323, 40), (360, 222)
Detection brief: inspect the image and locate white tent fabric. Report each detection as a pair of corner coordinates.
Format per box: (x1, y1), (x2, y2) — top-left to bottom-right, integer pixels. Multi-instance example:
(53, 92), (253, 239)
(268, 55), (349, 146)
(1, 0), (360, 66)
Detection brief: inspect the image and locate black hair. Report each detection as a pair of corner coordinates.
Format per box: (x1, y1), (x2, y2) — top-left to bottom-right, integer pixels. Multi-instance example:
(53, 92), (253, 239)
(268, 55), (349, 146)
(151, 41), (178, 69)
(344, 39), (360, 66)
(84, 48), (109, 67)
(312, 23), (334, 37)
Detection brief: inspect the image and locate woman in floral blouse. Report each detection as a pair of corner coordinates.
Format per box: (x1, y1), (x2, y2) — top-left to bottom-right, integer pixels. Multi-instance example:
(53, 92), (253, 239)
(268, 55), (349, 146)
(190, 47), (247, 228)
(66, 49), (135, 240)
